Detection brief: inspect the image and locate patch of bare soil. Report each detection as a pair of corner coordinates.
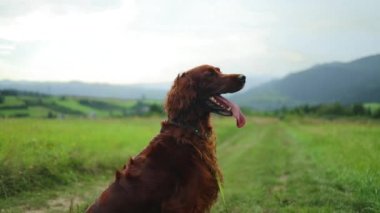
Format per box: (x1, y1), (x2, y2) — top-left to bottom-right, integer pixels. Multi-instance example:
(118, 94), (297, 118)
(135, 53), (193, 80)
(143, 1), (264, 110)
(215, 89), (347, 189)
(271, 174), (289, 193)
(21, 181), (109, 213)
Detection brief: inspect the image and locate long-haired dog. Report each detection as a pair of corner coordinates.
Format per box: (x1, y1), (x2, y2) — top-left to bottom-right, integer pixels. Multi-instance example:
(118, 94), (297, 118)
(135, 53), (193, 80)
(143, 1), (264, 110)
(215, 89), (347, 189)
(86, 65), (246, 213)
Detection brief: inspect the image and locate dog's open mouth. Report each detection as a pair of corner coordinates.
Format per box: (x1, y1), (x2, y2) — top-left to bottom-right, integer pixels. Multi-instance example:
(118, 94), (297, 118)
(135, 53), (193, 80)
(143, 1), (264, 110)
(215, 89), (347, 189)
(206, 95), (246, 128)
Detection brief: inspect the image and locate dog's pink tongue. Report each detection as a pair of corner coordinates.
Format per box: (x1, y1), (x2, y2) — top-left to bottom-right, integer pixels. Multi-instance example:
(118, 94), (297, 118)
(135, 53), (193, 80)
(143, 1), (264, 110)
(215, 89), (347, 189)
(215, 96), (246, 128)
(231, 101), (246, 128)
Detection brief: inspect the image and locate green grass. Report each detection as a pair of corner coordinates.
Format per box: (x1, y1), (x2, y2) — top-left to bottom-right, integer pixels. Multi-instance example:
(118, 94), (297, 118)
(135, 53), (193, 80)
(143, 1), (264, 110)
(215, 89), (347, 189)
(0, 106), (55, 118)
(102, 98), (138, 108)
(0, 118), (160, 204)
(0, 96), (24, 106)
(365, 102), (380, 114)
(0, 95), (143, 118)
(213, 117), (380, 212)
(54, 98), (108, 116)
(1, 117), (380, 212)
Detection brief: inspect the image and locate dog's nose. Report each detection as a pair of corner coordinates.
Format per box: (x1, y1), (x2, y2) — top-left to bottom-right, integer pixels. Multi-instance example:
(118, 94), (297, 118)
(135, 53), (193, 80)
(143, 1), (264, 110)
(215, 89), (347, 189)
(238, 74), (246, 83)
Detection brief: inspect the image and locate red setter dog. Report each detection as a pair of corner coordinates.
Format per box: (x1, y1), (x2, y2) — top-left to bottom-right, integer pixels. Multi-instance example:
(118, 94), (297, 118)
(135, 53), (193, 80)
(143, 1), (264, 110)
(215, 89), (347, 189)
(86, 65), (246, 213)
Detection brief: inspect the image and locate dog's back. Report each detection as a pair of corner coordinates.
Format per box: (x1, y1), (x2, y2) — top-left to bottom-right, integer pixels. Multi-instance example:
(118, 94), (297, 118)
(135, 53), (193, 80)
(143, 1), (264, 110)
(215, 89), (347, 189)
(87, 130), (219, 213)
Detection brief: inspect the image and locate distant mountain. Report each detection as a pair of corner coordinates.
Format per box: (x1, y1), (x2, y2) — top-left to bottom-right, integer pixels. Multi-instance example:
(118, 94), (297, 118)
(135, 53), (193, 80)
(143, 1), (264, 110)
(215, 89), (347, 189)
(233, 54), (380, 110)
(0, 72), (268, 100)
(0, 80), (168, 100)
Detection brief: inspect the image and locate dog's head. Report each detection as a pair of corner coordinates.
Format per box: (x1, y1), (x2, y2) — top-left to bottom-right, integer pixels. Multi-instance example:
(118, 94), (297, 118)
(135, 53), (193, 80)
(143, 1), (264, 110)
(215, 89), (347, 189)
(165, 65), (246, 128)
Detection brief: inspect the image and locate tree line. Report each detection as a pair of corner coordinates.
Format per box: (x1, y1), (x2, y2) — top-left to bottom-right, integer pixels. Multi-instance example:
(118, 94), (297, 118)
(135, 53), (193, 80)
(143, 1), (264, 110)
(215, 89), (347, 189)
(272, 103), (380, 119)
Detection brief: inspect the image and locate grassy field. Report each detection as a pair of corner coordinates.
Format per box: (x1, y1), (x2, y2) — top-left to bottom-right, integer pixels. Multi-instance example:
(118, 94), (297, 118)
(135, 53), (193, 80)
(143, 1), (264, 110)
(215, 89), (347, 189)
(0, 116), (379, 212)
(365, 103), (380, 114)
(0, 93), (157, 118)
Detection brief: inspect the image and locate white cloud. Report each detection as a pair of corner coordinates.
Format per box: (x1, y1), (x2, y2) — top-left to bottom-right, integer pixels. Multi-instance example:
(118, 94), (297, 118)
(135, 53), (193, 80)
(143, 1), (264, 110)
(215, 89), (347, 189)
(0, 44), (15, 55)
(0, 0), (122, 17)
(0, 0), (136, 42)
(0, 0), (272, 83)
(0, 0), (379, 84)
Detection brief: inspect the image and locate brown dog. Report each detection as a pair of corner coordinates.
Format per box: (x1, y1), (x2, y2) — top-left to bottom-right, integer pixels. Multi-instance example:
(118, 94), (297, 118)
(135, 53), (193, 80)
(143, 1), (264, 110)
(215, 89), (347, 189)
(86, 65), (246, 213)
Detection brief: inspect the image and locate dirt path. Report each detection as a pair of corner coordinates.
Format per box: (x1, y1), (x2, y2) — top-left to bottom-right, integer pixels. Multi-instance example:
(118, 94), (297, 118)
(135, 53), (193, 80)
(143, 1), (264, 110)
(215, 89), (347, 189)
(1, 177), (110, 213)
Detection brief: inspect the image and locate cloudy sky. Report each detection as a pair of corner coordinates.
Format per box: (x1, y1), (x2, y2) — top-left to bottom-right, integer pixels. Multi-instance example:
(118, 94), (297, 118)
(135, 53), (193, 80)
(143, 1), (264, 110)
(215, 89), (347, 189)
(0, 0), (379, 84)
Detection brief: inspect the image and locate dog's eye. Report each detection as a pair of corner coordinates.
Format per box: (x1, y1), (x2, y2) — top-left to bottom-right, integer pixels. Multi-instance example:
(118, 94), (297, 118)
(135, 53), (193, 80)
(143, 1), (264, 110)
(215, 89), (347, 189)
(207, 69), (217, 77)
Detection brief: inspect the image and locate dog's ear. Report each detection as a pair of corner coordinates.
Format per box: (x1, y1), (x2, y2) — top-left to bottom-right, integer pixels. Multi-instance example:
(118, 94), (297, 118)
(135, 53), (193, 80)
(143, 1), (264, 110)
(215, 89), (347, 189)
(165, 73), (196, 119)
(115, 170), (122, 180)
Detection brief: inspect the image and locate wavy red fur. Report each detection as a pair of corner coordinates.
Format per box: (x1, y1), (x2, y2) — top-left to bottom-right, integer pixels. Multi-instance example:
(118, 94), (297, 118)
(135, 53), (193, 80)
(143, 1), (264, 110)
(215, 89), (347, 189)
(86, 65), (245, 213)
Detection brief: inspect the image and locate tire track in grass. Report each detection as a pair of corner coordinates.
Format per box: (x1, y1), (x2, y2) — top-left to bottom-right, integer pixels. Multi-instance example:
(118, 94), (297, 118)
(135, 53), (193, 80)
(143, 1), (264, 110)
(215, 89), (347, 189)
(213, 117), (356, 212)
(257, 120), (357, 212)
(279, 122), (356, 212)
(213, 117), (287, 213)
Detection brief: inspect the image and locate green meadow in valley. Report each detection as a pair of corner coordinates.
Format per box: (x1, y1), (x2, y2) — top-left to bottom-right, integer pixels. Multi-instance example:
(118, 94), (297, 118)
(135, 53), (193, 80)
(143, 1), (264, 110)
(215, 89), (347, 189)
(0, 117), (379, 212)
